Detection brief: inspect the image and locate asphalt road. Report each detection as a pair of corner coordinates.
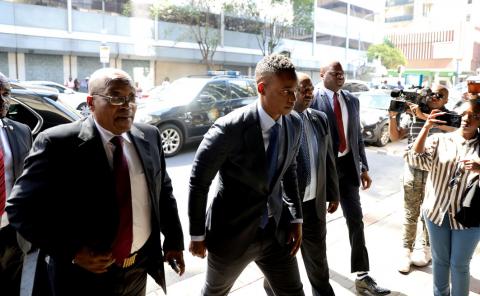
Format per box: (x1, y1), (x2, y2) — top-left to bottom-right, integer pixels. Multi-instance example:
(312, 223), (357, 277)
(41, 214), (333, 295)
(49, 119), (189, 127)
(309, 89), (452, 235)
(148, 140), (408, 292)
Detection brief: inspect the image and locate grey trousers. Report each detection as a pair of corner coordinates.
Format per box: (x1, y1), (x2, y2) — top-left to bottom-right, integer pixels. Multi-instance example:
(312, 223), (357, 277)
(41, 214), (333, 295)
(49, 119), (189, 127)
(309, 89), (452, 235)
(202, 222), (305, 296)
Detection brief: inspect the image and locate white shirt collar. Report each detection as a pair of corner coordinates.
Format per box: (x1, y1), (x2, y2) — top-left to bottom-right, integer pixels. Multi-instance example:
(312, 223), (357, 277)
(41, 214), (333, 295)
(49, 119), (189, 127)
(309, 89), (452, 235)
(257, 100), (283, 132)
(322, 87), (338, 101)
(93, 117), (131, 145)
(0, 119), (4, 128)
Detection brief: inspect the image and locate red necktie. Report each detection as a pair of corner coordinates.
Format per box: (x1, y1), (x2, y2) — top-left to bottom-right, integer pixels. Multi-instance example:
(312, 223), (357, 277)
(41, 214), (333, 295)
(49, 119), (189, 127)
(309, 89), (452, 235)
(110, 136), (133, 262)
(0, 146), (6, 217)
(333, 93), (347, 153)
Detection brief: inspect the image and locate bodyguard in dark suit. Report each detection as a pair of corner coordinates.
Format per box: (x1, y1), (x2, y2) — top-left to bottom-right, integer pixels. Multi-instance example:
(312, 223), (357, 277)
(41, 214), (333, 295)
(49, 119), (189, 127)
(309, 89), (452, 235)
(311, 62), (390, 296)
(0, 72), (32, 296)
(189, 54), (305, 296)
(6, 68), (185, 296)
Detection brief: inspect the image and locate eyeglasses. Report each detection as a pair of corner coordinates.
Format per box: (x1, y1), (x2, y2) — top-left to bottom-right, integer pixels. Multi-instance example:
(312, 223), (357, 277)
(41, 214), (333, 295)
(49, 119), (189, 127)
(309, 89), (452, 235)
(448, 162), (464, 188)
(429, 92), (444, 100)
(93, 93), (136, 106)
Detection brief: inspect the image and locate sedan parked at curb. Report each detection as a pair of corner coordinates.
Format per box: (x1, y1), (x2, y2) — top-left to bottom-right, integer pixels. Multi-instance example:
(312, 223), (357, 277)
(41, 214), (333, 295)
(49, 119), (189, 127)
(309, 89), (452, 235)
(356, 90), (391, 147)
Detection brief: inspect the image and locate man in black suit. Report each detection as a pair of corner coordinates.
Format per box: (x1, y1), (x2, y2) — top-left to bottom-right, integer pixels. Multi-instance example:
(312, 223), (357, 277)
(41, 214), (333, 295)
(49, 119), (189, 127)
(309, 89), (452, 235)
(7, 68), (185, 296)
(311, 61), (390, 296)
(189, 54), (305, 296)
(0, 72), (32, 295)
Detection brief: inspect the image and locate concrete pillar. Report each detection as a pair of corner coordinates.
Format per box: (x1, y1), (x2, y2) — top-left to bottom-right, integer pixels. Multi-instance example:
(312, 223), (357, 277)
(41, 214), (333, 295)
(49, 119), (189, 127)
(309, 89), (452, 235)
(70, 56), (78, 79)
(149, 60), (155, 89)
(16, 53), (25, 81)
(63, 55), (71, 80)
(7, 52), (17, 79)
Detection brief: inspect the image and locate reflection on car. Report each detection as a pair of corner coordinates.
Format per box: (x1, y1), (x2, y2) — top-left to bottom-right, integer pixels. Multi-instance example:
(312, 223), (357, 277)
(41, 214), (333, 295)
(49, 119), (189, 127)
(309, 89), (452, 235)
(135, 75), (258, 157)
(8, 83), (81, 136)
(356, 90), (391, 147)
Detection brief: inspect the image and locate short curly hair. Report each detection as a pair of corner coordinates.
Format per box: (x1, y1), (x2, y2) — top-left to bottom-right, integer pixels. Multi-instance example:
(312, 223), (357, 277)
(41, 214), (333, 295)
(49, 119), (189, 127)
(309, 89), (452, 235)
(255, 54), (296, 83)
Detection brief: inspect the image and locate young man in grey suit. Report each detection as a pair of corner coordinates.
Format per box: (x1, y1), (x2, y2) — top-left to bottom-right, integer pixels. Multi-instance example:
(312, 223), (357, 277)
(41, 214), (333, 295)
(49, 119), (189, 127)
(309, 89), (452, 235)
(0, 72), (33, 295)
(188, 54), (305, 296)
(311, 61), (390, 296)
(7, 68), (185, 296)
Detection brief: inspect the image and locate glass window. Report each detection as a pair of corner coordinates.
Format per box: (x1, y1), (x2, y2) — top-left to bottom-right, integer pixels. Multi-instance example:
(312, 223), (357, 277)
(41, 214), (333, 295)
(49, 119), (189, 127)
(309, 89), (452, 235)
(229, 80), (256, 99)
(318, 0), (348, 14)
(7, 98), (41, 133)
(199, 81), (228, 102)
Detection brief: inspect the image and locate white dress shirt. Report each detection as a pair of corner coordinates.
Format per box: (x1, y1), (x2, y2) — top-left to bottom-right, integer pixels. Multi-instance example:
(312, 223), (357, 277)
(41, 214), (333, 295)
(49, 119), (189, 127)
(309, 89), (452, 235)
(0, 120), (14, 228)
(323, 88), (350, 157)
(94, 119), (151, 253)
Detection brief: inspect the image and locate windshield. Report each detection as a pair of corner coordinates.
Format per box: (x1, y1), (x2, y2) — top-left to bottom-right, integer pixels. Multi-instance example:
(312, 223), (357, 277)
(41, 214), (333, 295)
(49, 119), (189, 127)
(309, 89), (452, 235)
(359, 94), (390, 110)
(145, 78), (208, 105)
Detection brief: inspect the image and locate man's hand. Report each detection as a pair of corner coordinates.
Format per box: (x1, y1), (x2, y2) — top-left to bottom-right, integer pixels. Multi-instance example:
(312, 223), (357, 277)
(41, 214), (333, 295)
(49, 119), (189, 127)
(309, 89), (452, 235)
(460, 158), (480, 174)
(164, 250), (186, 276)
(360, 171), (372, 190)
(189, 240), (207, 259)
(287, 223), (302, 256)
(327, 201), (339, 214)
(72, 248), (115, 274)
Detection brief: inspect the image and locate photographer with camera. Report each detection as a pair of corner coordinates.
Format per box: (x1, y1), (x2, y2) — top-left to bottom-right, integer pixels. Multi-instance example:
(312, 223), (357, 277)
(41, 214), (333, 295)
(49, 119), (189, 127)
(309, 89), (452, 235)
(389, 85), (457, 273)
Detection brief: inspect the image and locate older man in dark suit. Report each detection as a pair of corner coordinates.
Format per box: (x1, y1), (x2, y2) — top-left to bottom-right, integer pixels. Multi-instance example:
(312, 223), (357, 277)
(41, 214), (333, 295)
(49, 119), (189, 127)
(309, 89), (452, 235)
(189, 54), (305, 296)
(0, 72), (32, 295)
(311, 61), (390, 296)
(7, 68), (184, 296)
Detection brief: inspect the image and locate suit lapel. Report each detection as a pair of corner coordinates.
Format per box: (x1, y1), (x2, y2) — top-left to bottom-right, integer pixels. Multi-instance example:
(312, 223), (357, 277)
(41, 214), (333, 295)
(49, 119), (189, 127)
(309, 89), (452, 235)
(270, 115), (291, 189)
(129, 125), (154, 192)
(341, 90), (355, 139)
(243, 103), (268, 186)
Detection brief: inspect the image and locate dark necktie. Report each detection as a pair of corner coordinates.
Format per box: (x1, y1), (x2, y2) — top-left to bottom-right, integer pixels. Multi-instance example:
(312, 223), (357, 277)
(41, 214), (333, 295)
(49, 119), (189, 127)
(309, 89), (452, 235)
(110, 136), (133, 262)
(333, 92), (347, 153)
(0, 146), (5, 217)
(260, 123), (280, 228)
(298, 113), (311, 192)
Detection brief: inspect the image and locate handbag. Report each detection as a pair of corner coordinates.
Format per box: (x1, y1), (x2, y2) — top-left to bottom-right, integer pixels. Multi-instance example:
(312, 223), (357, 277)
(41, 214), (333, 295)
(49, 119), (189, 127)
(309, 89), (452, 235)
(455, 175), (480, 228)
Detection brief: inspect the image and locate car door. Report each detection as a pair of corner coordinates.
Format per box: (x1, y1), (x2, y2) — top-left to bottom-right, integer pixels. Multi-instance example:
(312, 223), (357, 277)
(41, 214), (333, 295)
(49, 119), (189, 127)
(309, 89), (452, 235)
(186, 80), (229, 138)
(228, 79), (257, 111)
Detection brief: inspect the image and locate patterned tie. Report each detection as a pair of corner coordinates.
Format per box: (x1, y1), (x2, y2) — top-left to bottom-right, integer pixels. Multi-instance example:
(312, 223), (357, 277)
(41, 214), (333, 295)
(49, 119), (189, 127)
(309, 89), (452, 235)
(0, 146), (5, 217)
(333, 92), (347, 153)
(260, 123), (280, 228)
(298, 113), (311, 192)
(110, 136), (133, 262)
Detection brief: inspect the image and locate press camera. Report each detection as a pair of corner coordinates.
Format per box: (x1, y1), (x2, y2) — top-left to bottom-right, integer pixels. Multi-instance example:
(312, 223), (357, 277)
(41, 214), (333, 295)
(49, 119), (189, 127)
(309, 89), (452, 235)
(388, 87), (432, 114)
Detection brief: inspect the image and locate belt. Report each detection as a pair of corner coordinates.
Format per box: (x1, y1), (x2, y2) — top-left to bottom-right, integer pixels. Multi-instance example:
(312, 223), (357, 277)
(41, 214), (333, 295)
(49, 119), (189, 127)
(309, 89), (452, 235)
(118, 252), (138, 269)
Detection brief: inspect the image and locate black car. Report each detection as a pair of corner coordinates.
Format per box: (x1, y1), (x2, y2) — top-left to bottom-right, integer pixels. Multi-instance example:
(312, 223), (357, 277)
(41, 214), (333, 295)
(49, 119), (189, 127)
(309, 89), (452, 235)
(135, 75), (258, 156)
(356, 90), (391, 147)
(7, 83), (81, 135)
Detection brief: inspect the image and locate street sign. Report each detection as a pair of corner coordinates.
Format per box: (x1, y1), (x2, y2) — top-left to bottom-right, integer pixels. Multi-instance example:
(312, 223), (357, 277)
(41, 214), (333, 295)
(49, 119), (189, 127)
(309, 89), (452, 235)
(99, 45), (110, 64)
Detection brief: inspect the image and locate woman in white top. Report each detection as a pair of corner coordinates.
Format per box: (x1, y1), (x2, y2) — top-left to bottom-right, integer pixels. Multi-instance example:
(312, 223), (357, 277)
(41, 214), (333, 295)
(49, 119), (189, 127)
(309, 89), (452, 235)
(405, 102), (480, 296)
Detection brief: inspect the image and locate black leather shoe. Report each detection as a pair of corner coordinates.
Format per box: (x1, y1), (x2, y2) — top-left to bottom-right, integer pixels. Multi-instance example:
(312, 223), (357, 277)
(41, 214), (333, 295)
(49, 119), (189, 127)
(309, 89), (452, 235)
(355, 275), (391, 295)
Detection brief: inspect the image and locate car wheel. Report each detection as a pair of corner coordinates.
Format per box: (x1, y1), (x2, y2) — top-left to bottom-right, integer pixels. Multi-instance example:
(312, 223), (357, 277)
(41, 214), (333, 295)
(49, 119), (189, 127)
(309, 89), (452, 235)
(159, 124), (183, 157)
(376, 124), (389, 147)
(77, 103), (91, 117)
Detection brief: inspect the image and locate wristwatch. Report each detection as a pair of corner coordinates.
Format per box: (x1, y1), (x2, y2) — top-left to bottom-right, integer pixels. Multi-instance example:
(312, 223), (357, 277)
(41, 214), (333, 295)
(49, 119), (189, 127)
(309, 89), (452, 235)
(389, 115), (397, 119)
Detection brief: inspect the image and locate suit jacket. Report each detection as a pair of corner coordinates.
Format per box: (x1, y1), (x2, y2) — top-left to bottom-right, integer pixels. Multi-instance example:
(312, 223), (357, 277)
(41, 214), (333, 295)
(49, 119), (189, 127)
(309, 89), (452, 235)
(296, 109), (340, 219)
(1, 118), (32, 183)
(189, 102), (303, 260)
(6, 116), (184, 293)
(311, 88), (369, 180)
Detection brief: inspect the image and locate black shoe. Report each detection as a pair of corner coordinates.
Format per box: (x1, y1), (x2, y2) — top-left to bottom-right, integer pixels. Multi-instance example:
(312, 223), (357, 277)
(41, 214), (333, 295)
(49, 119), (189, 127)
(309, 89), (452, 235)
(355, 275), (391, 295)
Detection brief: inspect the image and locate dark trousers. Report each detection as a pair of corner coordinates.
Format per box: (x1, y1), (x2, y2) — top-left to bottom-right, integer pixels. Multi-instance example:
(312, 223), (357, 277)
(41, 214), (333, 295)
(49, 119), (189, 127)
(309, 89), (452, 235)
(337, 153), (370, 273)
(204, 220), (304, 296)
(0, 224), (23, 296)
(46, 244), (150, 296)
(300, 199), (335, 296)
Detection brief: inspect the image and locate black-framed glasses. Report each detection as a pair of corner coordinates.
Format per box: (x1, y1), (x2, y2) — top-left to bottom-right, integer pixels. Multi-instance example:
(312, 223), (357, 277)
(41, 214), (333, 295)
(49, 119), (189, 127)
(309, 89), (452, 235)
(448, 162), (464, 188)
(93, 93), (136, 106)
(429, 92), (444, 100)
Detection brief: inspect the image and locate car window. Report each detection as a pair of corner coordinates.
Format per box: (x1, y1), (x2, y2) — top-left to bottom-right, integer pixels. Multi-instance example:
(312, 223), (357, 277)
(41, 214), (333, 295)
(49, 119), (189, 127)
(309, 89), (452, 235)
(7, 98), (42, 133)
(359, 94), (390, 109)
(199, 81), (228, 101)
(229, 80), (257, 99)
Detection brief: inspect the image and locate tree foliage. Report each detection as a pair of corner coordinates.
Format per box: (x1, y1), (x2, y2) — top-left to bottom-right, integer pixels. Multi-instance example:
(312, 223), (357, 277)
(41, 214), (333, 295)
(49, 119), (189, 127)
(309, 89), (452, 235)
(151, 0), (220, 70)
(367, 40), (406, 69)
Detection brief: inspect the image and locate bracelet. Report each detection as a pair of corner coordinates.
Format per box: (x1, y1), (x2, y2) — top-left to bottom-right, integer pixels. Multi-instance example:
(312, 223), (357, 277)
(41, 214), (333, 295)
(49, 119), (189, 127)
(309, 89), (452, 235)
(390, 115), (397, 119)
